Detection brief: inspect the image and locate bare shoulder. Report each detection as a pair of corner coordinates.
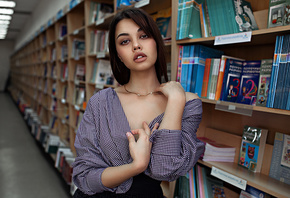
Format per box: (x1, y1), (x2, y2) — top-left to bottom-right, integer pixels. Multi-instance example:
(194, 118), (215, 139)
(185, 92), (199, 102)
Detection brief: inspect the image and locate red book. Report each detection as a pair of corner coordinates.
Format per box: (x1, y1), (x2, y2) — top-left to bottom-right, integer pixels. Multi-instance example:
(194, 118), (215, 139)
(201, 58), (212, 98)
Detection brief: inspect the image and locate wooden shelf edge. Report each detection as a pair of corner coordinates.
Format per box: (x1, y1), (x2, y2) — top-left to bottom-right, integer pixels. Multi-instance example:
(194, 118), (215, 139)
(198, 160), (290, 198)
(201, 98), (290, 116)
(176, 25), (290, 45)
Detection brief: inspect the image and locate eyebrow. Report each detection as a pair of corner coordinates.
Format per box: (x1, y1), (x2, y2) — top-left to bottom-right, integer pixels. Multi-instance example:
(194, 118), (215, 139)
(116, 28), (143, 39)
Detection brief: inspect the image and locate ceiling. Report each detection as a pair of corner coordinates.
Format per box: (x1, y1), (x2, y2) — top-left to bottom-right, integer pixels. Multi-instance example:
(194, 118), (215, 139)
(4, 0), (39, 40)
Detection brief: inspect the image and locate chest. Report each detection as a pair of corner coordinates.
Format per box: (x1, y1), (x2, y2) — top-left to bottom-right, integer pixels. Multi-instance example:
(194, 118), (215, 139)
(119, 95), (167, 130)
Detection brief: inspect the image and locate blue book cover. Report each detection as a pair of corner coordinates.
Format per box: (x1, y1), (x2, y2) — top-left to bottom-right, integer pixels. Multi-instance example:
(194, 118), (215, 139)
(274, 34), (290, 109)
(176, 0), (185, 40)
(236, 61), (261, 105)
(188, 1), (202, 39)
(241, 185), (271, 198)
(220, 59), (243, 102)
(190, 45), (224, 96)
(267, 35), (284, 108)
(180, 45), (191, 91)
(186, 45), (195, 92)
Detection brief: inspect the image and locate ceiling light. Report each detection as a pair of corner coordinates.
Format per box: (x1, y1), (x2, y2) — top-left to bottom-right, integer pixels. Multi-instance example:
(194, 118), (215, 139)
(0, 24), (8, 28)
(0, 15), (11, 20)
(0, 8), (13, 15)
(0, 1), (16, 8)
(0, 20), (9, 24)
(0, 29), (7, 34)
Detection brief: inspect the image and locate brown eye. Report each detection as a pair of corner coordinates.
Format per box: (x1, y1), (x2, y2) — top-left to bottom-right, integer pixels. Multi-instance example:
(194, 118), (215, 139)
(121, 39), (129, 45)
(140, 34), (148, 39)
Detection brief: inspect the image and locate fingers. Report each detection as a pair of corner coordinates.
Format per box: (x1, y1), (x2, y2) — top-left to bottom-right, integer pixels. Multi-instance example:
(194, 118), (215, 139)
(152, 123), (159, 132)
(126, 132), (136, 144)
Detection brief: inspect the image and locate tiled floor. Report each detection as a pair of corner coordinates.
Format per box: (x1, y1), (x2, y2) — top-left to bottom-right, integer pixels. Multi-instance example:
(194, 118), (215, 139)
(0, 92), (72, 198)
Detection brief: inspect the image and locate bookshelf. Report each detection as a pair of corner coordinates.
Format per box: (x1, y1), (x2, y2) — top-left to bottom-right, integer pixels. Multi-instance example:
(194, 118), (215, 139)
(171, 0), (290, 198)
(9, 0), (290, 197)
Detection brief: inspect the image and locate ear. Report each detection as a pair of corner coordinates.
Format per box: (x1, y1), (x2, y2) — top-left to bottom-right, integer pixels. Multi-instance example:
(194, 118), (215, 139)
(118, 54), (123, 62)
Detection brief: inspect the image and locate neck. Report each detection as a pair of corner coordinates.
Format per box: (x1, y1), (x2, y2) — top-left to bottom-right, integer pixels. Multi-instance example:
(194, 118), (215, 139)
(126, 69), (160, 95)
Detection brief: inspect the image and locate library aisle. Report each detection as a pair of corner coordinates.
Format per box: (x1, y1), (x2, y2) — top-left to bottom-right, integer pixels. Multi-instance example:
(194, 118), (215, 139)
(0, 92), (71, 198)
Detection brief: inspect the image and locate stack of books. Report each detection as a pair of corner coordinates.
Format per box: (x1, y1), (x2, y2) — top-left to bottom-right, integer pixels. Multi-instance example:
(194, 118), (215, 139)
(198, 137), (236, 162)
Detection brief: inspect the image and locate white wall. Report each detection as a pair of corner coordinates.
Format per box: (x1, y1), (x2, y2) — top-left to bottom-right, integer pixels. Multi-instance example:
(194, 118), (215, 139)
(15, 0), (71, 50)
(0, 40), (15, 91)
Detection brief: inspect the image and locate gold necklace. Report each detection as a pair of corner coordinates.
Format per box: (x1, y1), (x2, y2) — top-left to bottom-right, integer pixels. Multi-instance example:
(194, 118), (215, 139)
(124, 85), (156, 97)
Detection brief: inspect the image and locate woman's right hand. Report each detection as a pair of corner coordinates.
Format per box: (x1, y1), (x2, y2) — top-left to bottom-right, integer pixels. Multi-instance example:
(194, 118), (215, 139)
(155, 81), (186, 102)
(126, 122), (159, 172)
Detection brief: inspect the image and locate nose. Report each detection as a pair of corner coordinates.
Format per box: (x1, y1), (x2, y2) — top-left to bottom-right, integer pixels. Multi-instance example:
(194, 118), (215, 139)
(132, 40), (142, 51)
(134, 46), (141, 51)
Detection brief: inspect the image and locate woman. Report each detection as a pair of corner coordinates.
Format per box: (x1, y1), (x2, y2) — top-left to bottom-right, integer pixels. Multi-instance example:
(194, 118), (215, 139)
(72, 7), (204, 197)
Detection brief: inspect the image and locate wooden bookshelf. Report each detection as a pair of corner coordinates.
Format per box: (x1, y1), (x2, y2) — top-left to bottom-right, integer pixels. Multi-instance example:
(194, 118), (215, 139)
(170, 0), (290, 197)
(9, 0), (290, 197)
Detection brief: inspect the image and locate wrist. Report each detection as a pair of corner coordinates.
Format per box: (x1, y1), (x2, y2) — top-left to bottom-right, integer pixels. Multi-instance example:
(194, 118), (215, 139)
(131, 160), (148, 174)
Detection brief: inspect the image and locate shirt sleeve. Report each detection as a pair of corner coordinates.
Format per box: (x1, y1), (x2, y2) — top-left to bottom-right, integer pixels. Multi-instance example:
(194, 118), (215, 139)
(72, 94), (116, 195)
(145, 99), (205, 181)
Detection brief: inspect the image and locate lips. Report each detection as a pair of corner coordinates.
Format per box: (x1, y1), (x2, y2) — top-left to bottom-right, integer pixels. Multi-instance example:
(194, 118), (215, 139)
(133, 52), (147, 62)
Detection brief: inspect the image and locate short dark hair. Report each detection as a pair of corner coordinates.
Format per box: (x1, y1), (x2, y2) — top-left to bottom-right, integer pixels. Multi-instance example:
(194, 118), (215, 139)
(108, 7), (168, 85)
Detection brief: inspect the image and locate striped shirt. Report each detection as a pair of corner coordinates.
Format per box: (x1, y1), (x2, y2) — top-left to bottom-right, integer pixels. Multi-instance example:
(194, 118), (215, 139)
(72, 87), (204, 195)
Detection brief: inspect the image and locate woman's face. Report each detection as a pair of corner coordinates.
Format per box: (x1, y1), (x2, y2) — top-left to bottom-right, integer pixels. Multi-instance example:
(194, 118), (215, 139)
(115, 19), (157, 72)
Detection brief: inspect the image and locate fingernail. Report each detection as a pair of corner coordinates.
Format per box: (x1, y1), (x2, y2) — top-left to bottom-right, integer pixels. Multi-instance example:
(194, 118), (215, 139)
(126, 132), (131, 137)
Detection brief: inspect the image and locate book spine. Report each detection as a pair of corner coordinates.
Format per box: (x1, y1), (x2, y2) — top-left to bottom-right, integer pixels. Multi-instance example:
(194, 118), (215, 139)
(201, 58), (212, 98)
(215, 57), (226, 100)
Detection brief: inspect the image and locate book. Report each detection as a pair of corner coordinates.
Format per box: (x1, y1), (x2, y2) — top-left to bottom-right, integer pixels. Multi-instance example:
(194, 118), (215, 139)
(74, 64), (85, 82)
(267, 35), (284, 108)
(238, 126), (268, 172)
(220, 58), (244, 102)
(180, 45), (191, 90)
(273, 34), (290, 109)
(232, 0), (259, 32)
(269, 132), (290, 185)
(236, 60), (261, 105)
(207, 58), (220, 100)
(240, 185), (271, 198)
(268, 0), (290, 28)
(152, 7), (172, 40)
(201, 58), (212, 98)
(198, 137), (236, 162)
(256, 59), (273, 107)
(189, 167), (197, 198)
(189, 45), (224, 97)
(215, 55), (244, 101)
(94, 59), (113, 85)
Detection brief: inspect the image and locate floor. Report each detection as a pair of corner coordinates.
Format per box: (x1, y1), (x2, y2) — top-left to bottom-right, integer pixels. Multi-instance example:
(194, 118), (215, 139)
(0, 92), (72, 198)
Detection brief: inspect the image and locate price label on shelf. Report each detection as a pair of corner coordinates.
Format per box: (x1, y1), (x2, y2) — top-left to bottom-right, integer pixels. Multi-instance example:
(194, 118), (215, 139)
(73, 29), (79, 35)
(211, 166), (247, 190)
(135, 0), (150, 8)
(97, 52), (106, 58)
(214, 32), (252, 45)
(74, 105), (80, 111)
(96, 18), (105, 26)
(95, 84), (104, 89)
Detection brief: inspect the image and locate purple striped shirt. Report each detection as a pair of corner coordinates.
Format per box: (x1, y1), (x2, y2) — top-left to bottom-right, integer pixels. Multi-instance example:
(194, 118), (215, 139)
(72, 87), (204, 195)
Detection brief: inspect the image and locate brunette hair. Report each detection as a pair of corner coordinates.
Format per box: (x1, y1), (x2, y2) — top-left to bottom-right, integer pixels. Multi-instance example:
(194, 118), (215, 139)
(108, 7), (168, 85)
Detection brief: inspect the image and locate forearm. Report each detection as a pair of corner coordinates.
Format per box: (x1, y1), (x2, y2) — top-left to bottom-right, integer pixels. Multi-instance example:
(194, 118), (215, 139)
(159, 97), (186, 130)
(101, 162), (144, 188)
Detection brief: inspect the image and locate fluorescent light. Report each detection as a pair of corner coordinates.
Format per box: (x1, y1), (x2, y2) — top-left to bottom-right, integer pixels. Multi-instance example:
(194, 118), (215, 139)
(0, 20), (9, 24)
(0, 15), (11, 20)
(0, 1), (16, 8)
(0, 31), (7, 35)
(0, 8), (13, 15)
(0, 24), (8, 28)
